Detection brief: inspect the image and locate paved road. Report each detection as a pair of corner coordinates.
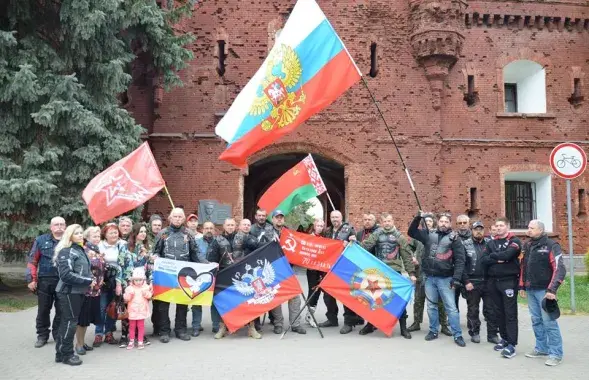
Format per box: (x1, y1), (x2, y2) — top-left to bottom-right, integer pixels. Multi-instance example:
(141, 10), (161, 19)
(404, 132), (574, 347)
(1, 274), (588, 379)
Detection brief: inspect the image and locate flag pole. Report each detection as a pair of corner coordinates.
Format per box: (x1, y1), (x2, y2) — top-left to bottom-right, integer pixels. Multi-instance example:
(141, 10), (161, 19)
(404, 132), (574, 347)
(325, 191), (336, 211)
(361, 77), (424, 212)
(163, 184), (175, 208)
(280, 289), (324, 339)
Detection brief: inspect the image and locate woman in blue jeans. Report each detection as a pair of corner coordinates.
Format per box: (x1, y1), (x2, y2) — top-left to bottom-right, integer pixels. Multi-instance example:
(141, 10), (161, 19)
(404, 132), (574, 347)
(94, 223), (126, 346)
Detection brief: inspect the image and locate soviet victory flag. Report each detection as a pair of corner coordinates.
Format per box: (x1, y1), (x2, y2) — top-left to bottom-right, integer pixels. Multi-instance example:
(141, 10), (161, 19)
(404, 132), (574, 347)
(280, 228), (344, 272)
(319, 243), (414, 336)
(257, 154), (326, 217)
(213, 242), (303, 333)
(215, 0), (362, 167)
(82, 142), (165, 224)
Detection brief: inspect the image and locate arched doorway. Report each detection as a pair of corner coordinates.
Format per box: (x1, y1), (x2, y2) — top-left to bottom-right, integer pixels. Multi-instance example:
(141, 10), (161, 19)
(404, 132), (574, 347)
(244, 153), (345, 223)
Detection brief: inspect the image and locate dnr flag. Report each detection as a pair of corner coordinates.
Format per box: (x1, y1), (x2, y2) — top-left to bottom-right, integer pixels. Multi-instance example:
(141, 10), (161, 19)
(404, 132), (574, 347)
(152, 258), (219, 306)
(215, 0), (361, 167)
(319, 243), (414, 336)
(213, 242), (303, 333)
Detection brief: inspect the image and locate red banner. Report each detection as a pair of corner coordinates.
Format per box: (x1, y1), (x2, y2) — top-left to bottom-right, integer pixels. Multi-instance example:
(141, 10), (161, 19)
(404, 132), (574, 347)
(279, 229), (344, 272)
(82, 142), (165, 224)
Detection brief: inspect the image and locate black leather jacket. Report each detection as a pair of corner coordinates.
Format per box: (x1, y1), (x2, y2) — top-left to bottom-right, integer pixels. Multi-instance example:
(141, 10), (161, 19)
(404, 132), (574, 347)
(55, 244), (93, 294)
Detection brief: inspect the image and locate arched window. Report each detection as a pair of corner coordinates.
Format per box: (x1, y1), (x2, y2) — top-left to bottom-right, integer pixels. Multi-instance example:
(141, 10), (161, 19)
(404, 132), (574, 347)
(502, 60), (546, 113)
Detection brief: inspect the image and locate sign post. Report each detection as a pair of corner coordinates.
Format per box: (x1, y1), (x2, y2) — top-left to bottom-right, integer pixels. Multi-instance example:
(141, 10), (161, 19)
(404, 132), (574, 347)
(549, 143), (588, 313)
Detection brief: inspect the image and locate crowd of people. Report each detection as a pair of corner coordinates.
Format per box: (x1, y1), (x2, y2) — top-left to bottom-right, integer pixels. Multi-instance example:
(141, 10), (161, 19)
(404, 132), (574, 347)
(25, 208), (566, 367)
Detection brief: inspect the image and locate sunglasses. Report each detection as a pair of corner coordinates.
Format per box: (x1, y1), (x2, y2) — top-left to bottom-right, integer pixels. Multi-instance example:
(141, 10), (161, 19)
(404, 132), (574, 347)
(457, 221), (469, 225)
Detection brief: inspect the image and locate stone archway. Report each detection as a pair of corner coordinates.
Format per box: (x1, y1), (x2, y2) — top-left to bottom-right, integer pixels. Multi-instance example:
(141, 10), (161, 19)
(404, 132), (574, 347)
(243, 153), (345, 223)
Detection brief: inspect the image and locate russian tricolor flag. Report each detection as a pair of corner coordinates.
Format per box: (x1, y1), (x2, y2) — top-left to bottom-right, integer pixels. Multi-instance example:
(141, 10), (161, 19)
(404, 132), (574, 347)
(215, 0), (361, 167)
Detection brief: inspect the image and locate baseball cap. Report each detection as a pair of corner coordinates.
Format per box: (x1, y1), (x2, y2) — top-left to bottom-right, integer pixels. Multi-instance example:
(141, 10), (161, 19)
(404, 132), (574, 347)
(542, 298), (560, 320)
(187, 214), (198, 221)
(472, 221), (484, 229)
(272, 210), (285, 218)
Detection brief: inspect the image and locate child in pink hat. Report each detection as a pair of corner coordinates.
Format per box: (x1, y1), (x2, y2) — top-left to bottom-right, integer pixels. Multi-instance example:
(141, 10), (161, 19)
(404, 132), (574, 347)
(123, 267), (152, 350)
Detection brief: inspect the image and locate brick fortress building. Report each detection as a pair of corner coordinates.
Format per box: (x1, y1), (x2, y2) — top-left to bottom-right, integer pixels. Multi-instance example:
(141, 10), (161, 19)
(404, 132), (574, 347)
(128, 0), (589, 255)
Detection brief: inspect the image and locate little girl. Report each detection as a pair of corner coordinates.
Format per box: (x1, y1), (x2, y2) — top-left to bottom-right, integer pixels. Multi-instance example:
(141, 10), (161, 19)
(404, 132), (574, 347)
(123, 267), (152, 350)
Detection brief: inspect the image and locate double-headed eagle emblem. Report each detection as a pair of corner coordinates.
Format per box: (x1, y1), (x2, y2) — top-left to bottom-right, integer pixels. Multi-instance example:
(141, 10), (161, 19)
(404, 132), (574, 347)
(232, 259), (279, 305)
(249, 44), (305, 132)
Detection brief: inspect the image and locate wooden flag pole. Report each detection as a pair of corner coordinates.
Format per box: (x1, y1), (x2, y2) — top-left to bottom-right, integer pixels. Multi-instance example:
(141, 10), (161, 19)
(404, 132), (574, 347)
(163, 184), (175, 209)
(325, 191), (336, 211)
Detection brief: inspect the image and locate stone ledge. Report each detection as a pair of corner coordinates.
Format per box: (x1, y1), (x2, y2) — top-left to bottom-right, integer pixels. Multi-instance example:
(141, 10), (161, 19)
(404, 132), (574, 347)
(496, 112), (557, 119)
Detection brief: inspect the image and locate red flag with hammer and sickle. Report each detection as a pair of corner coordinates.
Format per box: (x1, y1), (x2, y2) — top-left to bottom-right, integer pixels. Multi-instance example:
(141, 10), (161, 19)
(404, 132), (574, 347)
(82, 142), (165, 224)
(279, 229), (344, 272)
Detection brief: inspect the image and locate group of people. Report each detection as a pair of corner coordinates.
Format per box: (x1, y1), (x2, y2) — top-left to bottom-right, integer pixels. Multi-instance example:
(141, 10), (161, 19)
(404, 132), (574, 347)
(25, 207), (567, 367)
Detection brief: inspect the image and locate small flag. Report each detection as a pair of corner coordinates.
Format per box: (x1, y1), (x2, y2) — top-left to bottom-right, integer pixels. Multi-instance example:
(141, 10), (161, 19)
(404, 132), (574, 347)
(258, 154), (326, 217)
(152, 258), (219, 306)
(319, 243), (414, 336)
(215, 0), (361, 167)
(280, 229), (344, 272)
(213, 242), (303, 333)
(82, 142), (165, 224)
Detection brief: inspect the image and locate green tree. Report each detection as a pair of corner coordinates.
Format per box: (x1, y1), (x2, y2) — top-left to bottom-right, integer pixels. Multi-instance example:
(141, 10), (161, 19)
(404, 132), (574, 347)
(0, 0), (194, 247)
(285, 201), (316, 231)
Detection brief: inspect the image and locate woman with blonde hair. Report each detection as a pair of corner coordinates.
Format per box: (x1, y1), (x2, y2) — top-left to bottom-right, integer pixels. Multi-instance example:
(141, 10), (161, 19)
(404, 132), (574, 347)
(53, 224), (95, 366)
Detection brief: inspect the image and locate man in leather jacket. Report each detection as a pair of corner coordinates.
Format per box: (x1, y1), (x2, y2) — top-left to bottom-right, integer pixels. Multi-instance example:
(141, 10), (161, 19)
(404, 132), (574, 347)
(317, 210), (365, 334)
(462, 221), (499, 344)
(409, 212), (467, 347)
(152, 208), (204, 343)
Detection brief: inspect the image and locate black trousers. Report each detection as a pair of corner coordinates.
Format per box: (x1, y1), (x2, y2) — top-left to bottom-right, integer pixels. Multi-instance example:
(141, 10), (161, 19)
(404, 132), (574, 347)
(465, 282), (499, 338)
(36, 277), (61, 341)
(487, 277), (518, 346)
(324, 293), (364, 326)
(157, 301), (189, 336)
(55, 293), (83, 360)
(454, 288), (461, 312)
(306, 270), (323, 308)
(152, 300), (163, 335)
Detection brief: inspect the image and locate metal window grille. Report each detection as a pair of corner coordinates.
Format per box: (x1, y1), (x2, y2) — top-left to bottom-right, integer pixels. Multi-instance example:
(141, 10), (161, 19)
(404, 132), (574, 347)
(504, 83), (518, 113)
(505, 181), (536, 229)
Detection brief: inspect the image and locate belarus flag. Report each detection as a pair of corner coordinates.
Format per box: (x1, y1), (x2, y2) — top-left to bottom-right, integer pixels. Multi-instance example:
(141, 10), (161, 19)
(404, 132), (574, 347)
(215, 0), (361, 167)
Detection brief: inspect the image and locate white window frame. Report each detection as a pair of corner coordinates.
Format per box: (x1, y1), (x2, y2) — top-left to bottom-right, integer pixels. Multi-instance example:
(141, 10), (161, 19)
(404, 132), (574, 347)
(503, 60), (546, 114)
(504, 172), (553, 233)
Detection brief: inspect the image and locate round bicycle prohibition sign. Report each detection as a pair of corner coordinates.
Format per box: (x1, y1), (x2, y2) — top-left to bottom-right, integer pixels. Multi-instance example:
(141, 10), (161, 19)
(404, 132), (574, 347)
(550, 143), (587, 179)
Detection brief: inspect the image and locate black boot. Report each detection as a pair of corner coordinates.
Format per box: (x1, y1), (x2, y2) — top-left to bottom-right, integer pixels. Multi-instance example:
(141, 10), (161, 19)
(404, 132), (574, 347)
(400, 318), (412, 339)
(407, 321), (421, 332)
(359, 324), (376, 335)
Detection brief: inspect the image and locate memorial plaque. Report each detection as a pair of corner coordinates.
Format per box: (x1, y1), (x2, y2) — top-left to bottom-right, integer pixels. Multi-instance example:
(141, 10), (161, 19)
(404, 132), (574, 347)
(198, 199), (232, 225)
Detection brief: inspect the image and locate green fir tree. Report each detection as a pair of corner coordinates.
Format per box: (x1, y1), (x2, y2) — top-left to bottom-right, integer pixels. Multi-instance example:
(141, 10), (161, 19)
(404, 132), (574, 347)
(285, 201), (316, 231)
(0, 0), (195, 248)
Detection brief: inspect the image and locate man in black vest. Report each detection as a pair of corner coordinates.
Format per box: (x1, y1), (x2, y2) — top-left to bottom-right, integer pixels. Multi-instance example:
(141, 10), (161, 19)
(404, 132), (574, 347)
(482, 217), (522, 359)
(462, 221), (500, 344)
(26, 216), (66, 348)
(317, 210), (364, 334)
(409, 212), (466, 347)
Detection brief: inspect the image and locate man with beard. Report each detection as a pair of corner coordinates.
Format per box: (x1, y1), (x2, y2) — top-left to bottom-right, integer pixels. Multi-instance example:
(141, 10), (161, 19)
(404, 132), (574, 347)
(148, 214), (163, 243)
(482, 217), (522, 359)
(152, 208), (204, 343)
(264, 210), (306, 335)
(191, 221), (216, 337)
(351, 213), (416, 338)
(356, 213), (380, 241)
(250, 208), (275, 244)
(26, 216), (66, 348)
(208, 218), (262, 339)
(462, 221), (500, 344)
(407, 214), (451, 335)
(409, 212), (466, 347)
(317, 210), (364, 334)
(454, 214), (473, 311)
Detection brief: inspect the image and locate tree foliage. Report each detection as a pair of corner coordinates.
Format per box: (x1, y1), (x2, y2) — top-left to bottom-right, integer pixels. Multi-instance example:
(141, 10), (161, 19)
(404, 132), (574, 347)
(0, 0), (195, 246)
(285, 201), (316, 231)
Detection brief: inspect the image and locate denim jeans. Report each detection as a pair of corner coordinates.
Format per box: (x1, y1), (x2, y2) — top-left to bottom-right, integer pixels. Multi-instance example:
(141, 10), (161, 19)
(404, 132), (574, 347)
(95, 289), (115, 336)
(425, 276), (462, 338)
(210, 305), (221, 329)
(527, 289), (563, 359)
(192, 305), (202, 330)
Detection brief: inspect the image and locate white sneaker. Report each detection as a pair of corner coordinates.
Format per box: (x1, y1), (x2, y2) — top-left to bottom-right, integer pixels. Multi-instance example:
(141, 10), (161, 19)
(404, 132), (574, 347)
(545, 358), (562, 366)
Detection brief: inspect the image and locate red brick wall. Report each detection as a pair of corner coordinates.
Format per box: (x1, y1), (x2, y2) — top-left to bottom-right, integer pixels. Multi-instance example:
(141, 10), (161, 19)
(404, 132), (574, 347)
(130, 0), (589, 254)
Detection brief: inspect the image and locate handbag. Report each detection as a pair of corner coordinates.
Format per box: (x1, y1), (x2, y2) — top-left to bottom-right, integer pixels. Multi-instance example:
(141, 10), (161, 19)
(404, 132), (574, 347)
(106, 296), (128, 320)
